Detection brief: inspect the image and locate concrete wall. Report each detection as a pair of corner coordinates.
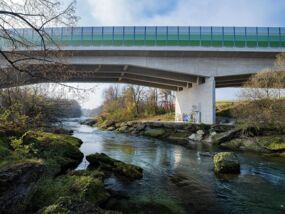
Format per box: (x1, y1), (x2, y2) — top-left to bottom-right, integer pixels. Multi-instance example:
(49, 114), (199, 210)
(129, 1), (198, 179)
(175, 77), (216, 124)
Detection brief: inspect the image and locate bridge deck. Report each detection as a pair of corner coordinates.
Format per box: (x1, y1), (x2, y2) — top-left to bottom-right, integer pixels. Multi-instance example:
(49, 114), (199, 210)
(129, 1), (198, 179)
(2, 26), (285, 49)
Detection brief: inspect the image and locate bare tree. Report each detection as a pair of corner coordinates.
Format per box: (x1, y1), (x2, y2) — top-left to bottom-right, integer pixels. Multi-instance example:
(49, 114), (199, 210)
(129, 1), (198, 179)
(0, 0), (77, 87)
(233, 53), (285, 128)
(126, 85), (145, 115)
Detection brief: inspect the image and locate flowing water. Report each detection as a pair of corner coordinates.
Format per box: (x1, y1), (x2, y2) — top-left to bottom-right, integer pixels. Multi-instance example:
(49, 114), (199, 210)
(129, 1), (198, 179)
(64, 119), (285, 214)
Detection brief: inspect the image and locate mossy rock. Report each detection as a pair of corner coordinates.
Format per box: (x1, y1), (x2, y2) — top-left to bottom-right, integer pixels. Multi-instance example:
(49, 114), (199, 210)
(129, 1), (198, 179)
(221, 138), (267, 153)
(86, 153), (143, 179)
(257, 136), (285, 152)
(22, 131), (83, 148)
(38, 196), (121, 214)
(213, 152), (240, 174)
(117, 126), (128, 133)
(144, 128), (165, 138)
(20, 131), (83, 175)
(29, 170), (109, 212)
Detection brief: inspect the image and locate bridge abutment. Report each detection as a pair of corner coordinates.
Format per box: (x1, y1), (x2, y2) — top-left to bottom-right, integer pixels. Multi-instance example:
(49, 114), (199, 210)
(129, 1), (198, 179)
(175, 77), (216, 124)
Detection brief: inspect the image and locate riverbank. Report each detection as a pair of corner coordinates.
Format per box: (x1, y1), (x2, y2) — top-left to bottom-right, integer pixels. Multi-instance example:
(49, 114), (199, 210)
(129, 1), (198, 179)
(85, 119), (285, 158)
(0, 127), (142, 213)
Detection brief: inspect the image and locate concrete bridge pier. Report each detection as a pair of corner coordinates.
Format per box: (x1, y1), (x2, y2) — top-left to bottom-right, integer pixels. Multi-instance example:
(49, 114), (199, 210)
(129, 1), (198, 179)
(175, 77), (216, 124)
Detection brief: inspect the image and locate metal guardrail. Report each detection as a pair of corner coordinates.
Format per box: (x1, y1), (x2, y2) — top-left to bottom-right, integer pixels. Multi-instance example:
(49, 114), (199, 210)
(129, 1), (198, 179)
(1, 26), (285, 48)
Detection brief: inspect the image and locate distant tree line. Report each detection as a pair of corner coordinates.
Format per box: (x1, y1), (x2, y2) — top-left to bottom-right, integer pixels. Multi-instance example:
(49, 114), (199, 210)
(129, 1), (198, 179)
(0, 84), (81, 130)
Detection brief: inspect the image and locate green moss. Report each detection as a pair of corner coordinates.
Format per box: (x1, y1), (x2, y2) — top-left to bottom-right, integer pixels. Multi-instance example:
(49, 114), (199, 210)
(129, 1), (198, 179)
(221, 139), (243, 150)
(86, 153), (143, 179)
(22, 131), (82, 148)
(257, 136), (285, 151)
(213, 152), (240, 173)
(17, 131), (83, 175)
(30, 171), (109, 212)
(40, 204), (67, 214)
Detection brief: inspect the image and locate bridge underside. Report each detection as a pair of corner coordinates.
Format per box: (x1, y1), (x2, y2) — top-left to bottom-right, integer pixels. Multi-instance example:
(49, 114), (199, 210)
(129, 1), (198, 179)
(0, 64), (252, 90)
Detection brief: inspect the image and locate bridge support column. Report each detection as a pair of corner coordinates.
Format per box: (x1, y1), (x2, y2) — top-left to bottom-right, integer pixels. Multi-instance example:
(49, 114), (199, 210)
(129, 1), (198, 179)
(175, 77), (216, 124)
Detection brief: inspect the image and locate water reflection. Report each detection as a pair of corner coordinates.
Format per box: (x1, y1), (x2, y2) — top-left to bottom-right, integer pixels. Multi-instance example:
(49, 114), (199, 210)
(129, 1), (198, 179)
(64, 120), (285, 214)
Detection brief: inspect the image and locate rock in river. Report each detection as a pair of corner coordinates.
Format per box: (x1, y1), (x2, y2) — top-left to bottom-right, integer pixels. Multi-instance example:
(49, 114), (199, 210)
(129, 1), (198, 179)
(144, 128), (165, 138)
(213, 152), (240, 174)
(86, 153), (143, 179)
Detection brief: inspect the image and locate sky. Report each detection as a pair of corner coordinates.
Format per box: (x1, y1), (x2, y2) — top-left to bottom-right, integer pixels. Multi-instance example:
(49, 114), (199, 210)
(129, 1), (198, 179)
(67, 0), (285, 109)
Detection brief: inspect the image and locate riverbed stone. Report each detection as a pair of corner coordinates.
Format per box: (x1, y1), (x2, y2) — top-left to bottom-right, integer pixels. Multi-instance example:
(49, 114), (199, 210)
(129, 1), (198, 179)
(189, 133), (202, 141)
(136, 124), (146, 132)
(107, 126), (116, 131)
(213, 152), (240, 173)
(115, 123), (121, 128)
(144, 128), (165, 138)
(117, 126), (128, 133)
(126, 121), (134, 126)
(212, 128), (241, 145)
(197, 130), (205, 135)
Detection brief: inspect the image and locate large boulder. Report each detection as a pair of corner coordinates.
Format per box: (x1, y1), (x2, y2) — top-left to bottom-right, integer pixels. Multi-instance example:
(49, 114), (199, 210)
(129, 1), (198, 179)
(144, 128), (165, 138)
(213, 152), (240, 173)
(135, 124), (146, 132)
(117, 125), (129, 133)
(86, 153), (143, 179)
(0, 161), (46, 212)
(21, 131), (84, 175)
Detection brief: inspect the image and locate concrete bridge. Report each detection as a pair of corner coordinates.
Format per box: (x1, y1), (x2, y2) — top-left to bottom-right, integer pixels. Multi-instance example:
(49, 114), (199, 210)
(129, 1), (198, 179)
(1, 26), (285, 124)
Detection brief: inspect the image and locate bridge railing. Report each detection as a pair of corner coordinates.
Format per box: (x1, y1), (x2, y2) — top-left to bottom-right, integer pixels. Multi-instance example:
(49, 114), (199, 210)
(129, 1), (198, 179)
(1, 26), (285, 49)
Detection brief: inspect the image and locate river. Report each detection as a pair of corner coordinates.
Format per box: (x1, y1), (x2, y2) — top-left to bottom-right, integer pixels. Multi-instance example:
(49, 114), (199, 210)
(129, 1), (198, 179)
(63, 119), (285, 214)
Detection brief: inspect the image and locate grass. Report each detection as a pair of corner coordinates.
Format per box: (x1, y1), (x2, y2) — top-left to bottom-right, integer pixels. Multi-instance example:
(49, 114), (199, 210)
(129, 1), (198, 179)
(216, 100), (239, 118)
(135, 112), (175, 122)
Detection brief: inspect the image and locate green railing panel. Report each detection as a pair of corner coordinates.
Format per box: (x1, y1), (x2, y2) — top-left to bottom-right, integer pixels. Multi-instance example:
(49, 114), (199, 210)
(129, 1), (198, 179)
(3, 26), (285, 49)
(281, 28), (285, 47)
(224, 27), (234, 47)
(134, 27), (143, 46)
(224, 35), (234, 47)
(178, 27), (189, 46)
(257, 28), (268, 47)
(235, 36), (246, 47)
(201, 27), (211, 46)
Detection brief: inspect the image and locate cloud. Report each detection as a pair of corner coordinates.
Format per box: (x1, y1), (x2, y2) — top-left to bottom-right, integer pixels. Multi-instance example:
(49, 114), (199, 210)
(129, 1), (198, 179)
(83, 0), (285, 26)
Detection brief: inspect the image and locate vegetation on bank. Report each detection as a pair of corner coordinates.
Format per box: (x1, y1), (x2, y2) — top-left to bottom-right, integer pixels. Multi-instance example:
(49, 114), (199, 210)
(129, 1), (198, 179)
(0, 85), (82, 132)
